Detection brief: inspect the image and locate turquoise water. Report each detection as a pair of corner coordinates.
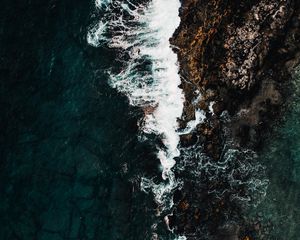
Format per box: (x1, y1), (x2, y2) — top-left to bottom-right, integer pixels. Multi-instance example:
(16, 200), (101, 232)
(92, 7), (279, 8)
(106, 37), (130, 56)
(249, 67), (300, 239)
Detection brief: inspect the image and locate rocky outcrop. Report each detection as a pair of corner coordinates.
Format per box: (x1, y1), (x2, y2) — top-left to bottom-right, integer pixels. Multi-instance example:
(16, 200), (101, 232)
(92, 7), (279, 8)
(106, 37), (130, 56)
(222, 0), (292, 90)
(169, 0), (300, 239)
(171, 0), (300, 158)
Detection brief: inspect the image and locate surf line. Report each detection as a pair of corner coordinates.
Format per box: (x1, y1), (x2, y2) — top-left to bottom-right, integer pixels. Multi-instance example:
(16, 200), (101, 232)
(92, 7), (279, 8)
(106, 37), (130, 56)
(87, 0), (185, 213)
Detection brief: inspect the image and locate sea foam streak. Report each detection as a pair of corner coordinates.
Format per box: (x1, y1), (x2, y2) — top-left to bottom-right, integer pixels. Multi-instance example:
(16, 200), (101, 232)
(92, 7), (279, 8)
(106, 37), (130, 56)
(87, 0), (184, 211)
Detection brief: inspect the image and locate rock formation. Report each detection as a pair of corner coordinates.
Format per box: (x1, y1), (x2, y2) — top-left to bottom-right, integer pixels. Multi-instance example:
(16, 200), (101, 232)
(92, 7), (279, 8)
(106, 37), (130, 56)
(168, 0), (300, 239)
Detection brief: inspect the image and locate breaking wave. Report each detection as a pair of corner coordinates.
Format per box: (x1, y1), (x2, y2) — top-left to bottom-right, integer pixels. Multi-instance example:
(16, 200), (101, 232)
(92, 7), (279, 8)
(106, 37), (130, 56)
(87, 0), (184, 213)
(87, 1), (269, 239)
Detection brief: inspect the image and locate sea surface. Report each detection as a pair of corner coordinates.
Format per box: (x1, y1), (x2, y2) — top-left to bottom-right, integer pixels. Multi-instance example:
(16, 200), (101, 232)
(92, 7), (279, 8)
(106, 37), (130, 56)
(248, 67), (300, 239)
(0, 0), (183, 239)
(0, 0), (299, 239)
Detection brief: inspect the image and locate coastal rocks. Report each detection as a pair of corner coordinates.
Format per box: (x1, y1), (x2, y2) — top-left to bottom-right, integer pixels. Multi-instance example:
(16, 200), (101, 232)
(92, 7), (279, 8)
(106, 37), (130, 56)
(180, 133), (197, 147)
(196, 120), (222, 159)
(172, 0), (290, 150)
(224, 77), (284, 149)
(222, 0), (293, 90)
(172, 0), (300, 164)
(170, 0), (300, 239)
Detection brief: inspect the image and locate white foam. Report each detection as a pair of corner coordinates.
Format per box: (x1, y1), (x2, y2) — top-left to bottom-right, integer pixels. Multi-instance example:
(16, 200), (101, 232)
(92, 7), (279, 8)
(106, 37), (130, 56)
(174, 236), (187, 240)
(87, 20), (108, 47)
(209, 101), (215, 115)
(179, 109), (206, 135)
(87, 0), (184, 211)
(95, 0), (111, 9)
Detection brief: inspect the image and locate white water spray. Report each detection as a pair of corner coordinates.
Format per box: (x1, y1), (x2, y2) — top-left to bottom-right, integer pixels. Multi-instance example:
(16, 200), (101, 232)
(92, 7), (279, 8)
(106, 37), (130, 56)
(87, 0), (184, 211)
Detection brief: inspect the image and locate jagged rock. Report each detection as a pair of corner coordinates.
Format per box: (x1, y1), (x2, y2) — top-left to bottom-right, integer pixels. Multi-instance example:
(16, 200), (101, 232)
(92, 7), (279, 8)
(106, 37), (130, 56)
(212, 101), (225, 116)
(222, 0), (293, 90)
(180, 133), (197, 147)
(170, 0), (300, 239)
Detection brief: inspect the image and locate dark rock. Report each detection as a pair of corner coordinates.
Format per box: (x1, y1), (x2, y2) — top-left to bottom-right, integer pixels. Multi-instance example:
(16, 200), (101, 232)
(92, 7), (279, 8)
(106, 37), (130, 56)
(212, 101), (225, 116)
(170, 0), (300, 238)
(180, 133), (197, 147)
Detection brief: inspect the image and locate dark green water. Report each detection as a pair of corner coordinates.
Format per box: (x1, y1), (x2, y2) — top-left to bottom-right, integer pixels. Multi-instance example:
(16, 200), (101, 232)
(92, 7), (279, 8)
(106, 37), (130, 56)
(0, 0), (162, 239)
(249, 67), (300, 239)
(1, 0), (299, 240)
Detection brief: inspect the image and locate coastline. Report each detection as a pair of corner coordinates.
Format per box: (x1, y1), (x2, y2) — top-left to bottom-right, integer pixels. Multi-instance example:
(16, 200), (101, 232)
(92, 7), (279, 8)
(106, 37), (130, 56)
(0, 0), (299, 239)
(169, 0), (300, 239)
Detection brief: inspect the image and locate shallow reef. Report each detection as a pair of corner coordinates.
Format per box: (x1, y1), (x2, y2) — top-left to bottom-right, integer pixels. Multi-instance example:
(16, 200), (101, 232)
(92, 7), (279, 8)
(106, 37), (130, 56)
(168, 0), (300, 239)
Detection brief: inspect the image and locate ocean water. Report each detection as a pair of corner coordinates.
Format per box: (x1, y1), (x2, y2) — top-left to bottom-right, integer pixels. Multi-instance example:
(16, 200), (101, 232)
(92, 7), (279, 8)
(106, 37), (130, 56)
(0, 0), (168, 239)
(247, 67), (300, 240)
(0, 0), (186, 239)
(1, 0), (299, 239)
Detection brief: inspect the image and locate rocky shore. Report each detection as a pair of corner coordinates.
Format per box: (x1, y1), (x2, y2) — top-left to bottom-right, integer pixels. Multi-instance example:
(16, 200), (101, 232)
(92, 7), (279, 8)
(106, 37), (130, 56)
(168, 0), (300, 239)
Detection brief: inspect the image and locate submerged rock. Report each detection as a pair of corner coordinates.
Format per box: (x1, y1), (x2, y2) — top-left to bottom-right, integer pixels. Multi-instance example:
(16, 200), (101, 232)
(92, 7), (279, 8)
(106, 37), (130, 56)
(169, 0), (300, 239)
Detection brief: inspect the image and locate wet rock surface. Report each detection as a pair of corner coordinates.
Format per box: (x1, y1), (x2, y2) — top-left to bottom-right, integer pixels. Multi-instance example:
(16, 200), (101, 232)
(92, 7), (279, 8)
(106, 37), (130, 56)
(169, 0), (300, 239)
